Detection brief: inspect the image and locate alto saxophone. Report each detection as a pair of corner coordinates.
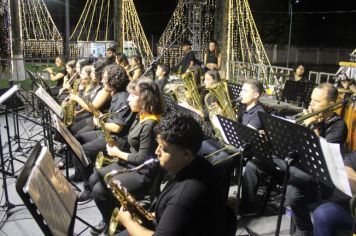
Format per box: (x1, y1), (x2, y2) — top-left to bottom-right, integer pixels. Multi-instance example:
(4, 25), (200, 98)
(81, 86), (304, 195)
(104, 159), (158, 236)
(62, 79), (80, 126)
(95, 112), (119, 170)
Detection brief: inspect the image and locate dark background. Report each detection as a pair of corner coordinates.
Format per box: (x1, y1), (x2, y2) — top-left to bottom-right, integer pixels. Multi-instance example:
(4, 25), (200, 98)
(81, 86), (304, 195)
(45, 0), (356, 48)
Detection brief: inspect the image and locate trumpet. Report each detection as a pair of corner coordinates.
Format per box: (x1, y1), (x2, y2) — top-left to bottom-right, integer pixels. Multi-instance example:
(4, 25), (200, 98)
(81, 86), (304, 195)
(293, 95), (355, 124)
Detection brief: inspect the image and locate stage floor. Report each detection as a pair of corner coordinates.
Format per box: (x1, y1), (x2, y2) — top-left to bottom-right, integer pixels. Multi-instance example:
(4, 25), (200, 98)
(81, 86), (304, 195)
(0, 111), (293, 236)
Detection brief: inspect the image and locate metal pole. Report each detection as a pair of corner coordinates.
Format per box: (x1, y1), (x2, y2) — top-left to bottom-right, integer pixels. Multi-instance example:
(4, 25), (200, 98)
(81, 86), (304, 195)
(286, 0), (293, 68)
(65, 0), (70, 60)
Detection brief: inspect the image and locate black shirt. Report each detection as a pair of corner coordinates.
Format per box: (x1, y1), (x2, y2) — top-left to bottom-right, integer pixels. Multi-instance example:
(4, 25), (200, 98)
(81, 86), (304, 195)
(319, 113), (348, 145)
(56, 66), (67, 87)
(237, 103), (265, 130)
(155, 78), (167, 92)
(153, 156), (227, 236)
(107, 91), (136, 138)
(127, 117), (158, 165)
(177, 51), (196, 74)
(206, 52), (218, 64)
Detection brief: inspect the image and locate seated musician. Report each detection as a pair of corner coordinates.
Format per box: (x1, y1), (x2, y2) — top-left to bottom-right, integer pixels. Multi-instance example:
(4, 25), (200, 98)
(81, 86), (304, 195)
(240, 83), (348, 235)
(115, 112), (230, 236)
(155, 63), (170, 92)
(105, 47), (116, 65)
(116, 53), (130, 72)
(44, 55), (67, 96)
(57, 60), (76, 101)
(127, 55), (144, 81)
(88, 78), (163, 235)
(335, 72), (356, 94)
(72, 64), (136, 202)
(313, 151), (356, 236)
(69, 62), (111, 135)
(175, 40), (196, 75)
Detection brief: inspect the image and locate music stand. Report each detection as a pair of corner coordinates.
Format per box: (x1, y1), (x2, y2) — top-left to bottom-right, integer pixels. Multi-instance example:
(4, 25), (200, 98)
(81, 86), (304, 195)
(258, 112), (336, 236)
(27, 70), (53, 98)
(216, 115), (272, 217)
(227, 81), (242, 106)
(162, 94), (178, 114)
(16, 142), (97, 236)
(282, 81), (315, 108)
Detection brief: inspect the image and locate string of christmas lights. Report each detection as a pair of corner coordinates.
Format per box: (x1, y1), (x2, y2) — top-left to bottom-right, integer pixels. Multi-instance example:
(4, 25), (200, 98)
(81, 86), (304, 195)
(226, 0), (272, 83)
(121, 0), (153, 65)
(19, 0), (63, 58)
(157, 0), (216, 70)
(0, 0), (11, 73)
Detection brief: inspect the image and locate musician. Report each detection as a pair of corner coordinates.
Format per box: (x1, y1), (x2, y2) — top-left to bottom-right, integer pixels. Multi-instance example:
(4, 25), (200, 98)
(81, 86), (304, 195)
(44, 55), (67, 96)
(106, 47), (116, 65)
(88, 78), (163, 235)
(203, 40), (222, 71)
(57, 60), (77, 101)
(116, 53), (130, 71)
(313, 151), (356, 236)
(240, 83), (347, 235)
(72, 64), (136, 202)
(69, 62), (111, 135)
(175, 40), (196, 75)
(155, 63), (170, 92)
(335, 72), (356, 94)
(237, 79), (266, 130)
(127, 55), (144, 81)
(288, 63), (308, 82)
(115, 112), (230, 236)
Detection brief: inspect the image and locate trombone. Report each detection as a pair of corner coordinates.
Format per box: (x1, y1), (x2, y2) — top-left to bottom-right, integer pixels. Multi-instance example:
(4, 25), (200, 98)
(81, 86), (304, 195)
(292, 95), (355, 124)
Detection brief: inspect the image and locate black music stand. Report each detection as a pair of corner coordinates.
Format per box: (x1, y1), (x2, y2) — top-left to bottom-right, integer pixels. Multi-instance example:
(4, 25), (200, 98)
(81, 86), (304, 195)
(16, 142), (98, 236)
(216, 115), (273, 216)
(163, 94), (178, 114)
(258, 112), (336, 236)
(227, 81), (242, 106)
(282, 81), (315, 108)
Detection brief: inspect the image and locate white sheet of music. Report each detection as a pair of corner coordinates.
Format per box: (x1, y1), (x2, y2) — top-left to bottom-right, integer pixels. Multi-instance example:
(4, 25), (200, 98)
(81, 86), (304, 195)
(319, 137), (352, 197)
(35, 86), (63, 119)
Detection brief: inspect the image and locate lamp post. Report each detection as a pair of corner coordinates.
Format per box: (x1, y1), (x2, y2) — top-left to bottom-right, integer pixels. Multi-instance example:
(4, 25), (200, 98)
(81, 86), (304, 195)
(64, 0), (70, 60)
(286, 0), (293, 68)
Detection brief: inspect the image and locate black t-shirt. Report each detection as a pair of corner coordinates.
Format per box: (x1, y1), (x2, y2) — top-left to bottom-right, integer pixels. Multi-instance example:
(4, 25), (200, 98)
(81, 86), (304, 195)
(56, 66), (67, 87)
(178, 51), (196, 74)
(318, 113), (348, 145)
(107, 91), (136, 138)
(237, 103), (265, 130)
(154, 156), (227, 236)
(206, 52), (218, 64)
(155, 78), (167, 92)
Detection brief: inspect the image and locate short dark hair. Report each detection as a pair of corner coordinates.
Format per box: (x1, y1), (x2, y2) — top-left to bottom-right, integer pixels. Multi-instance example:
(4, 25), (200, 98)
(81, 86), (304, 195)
(293, 63), (307, 74)
(93, 61), (106, 80)
(316, 83), (338, 102)
(105, 64), (129, 92)
(244, 79), (264, 95)
(107, 47), (116, 54)
(205, 70), (221, 82)
(127, 78), (163, 114)
(155, 112), (204, 154)
(157, 63), (170, 76)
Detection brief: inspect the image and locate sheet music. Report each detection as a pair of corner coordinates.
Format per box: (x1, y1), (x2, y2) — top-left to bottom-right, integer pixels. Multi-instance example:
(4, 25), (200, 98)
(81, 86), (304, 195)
(0, 85), (19, 105)
(35, 86), (63, 119)
(319, 138), (352, 197)
(23, 146), (77, 236)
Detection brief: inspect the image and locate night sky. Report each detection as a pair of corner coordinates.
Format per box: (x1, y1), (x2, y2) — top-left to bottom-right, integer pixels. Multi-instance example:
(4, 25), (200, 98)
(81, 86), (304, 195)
(44, 0), (356, 48)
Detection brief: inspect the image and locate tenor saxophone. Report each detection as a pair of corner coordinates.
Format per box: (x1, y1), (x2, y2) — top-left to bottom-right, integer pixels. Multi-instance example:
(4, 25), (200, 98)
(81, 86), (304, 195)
(62, 79), (80, 126)
(104, 159), (158, 236)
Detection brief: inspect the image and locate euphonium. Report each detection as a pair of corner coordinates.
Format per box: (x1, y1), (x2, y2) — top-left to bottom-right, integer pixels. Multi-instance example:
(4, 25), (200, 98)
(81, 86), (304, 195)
(104, 159), (158, 236)
(95, 112), (119, 170)
(181, 71), (203, 111)
(62, 79), (80, 126)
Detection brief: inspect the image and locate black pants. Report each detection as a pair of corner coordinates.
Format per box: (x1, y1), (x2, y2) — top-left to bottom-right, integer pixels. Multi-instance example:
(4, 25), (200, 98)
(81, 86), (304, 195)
(241, 157), (332, 232)
(89, 163), (150, 224)
(72, 130), (106, 189)
(70, 116), (95, 136)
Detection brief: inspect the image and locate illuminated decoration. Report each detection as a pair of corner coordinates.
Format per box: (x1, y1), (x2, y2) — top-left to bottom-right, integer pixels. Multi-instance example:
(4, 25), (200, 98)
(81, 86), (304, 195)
(19, 0), (63, 57)
(0, 0), (11, 74)
(121, 0), (153, 64)
(70, 0), (153, 65)
(70, 0), (115, 58)
(226, 0), (272, 83)
(157, 0), (216, 69)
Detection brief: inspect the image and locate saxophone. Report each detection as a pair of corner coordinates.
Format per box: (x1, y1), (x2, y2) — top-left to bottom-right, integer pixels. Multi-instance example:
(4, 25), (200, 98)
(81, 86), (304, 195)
(62, 79), (80, 126)
(95, 112), (119, 170)
(104, 159), (158, 236)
